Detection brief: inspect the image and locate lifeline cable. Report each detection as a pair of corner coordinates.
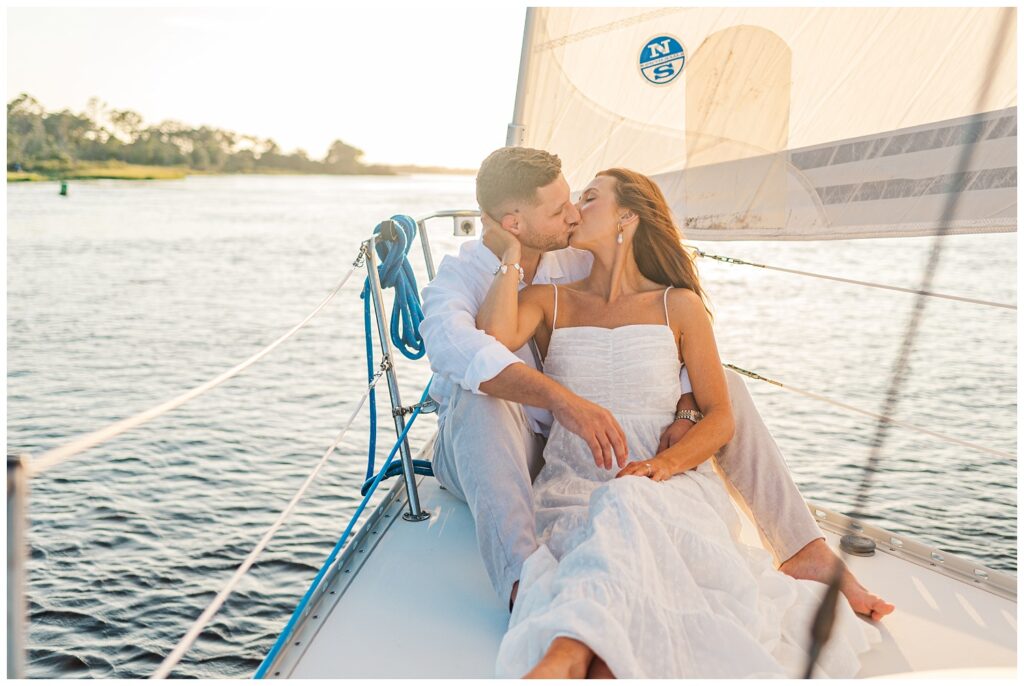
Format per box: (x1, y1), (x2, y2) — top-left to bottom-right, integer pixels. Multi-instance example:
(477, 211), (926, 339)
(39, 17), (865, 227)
(723, 363), (1013, 461)
(252, 382), (433, 679)
(691, 248), (1016, 311)
(151, 362), (389, 679)
(30, 262), (362, 477)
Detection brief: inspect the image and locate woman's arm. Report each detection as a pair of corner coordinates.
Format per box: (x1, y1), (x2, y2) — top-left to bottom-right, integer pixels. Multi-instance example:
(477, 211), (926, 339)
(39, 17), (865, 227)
(475, 267), (548, 352)
(617, 288), (734, 480)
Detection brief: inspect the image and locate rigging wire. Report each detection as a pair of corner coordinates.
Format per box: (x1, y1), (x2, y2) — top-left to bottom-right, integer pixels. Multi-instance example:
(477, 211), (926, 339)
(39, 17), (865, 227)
(252, 382), (434, 679)
(724, 363), (1014, 461)
(802, 10), (1015, 677)
(690, 248), (1016, 311)
(151, 363), (390, 679)
(28, 262), (362, 478)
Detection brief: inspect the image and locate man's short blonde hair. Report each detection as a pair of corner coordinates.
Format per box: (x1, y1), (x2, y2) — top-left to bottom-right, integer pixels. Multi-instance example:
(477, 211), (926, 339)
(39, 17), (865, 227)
(476, 147), (562, 218)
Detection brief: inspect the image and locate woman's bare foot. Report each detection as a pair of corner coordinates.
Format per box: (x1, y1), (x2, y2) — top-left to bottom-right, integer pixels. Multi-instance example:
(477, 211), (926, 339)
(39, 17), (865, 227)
(585, 655), (615, 679)
(525, 637), (593, 679)
(779, 538), (895, 621)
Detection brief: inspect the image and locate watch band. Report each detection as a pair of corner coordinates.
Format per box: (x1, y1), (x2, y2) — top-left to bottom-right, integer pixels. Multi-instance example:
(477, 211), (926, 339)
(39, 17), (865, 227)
(674, 409), (704, 423)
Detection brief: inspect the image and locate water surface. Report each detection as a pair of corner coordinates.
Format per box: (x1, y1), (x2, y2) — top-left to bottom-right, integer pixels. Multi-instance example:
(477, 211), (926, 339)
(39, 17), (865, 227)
(7, 175), (1016, 678)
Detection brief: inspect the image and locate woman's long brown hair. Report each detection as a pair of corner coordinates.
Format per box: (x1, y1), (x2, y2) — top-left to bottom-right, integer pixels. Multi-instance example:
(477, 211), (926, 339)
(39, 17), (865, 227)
(598, 168), (713, 319)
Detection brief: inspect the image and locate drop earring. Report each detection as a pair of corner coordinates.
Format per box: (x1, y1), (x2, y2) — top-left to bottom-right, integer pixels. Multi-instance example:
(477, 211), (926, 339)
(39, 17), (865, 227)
(616, 222), (624, 244)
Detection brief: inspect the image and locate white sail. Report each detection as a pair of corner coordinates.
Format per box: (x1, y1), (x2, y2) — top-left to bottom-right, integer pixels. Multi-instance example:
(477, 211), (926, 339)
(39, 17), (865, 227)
(513, 7), (1016, 240)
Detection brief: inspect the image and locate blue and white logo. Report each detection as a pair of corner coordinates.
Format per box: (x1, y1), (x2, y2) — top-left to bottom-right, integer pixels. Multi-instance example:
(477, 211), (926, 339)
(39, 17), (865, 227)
(639, 35), (686, 85)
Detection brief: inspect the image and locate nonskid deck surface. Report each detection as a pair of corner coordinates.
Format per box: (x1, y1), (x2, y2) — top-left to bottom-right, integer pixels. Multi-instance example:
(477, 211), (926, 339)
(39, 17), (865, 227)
(270, 465), (1016, 678)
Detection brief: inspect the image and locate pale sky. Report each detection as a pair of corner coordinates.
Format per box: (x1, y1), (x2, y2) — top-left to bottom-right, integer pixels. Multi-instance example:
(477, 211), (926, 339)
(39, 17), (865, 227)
(6, 6), (526, 168)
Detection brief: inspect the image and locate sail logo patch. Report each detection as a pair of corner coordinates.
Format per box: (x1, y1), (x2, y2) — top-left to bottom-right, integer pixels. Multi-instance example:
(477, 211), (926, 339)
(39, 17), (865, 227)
(639, 35), (685, 85)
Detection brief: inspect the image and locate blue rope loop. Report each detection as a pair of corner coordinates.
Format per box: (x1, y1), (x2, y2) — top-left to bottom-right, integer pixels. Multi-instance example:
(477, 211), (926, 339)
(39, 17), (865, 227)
(360, 459), (434, 496)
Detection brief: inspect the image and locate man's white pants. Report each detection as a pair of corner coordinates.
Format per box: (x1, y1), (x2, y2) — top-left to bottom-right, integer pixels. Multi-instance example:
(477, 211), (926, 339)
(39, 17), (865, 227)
(431, 368), (823, 604)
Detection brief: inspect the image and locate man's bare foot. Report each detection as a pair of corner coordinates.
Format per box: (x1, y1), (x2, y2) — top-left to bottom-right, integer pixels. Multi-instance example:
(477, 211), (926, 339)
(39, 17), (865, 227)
(585, 655), (615, 679)
(779, 538), (895, 621)
(525, 637), (593, 679)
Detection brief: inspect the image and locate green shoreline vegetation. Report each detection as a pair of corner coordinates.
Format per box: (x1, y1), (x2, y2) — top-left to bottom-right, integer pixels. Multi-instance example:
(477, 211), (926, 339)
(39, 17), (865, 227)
(7, 93), (474, 182)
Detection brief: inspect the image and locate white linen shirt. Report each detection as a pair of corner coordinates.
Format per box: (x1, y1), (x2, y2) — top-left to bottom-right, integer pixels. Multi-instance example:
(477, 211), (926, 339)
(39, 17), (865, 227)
(420, 238), (693, 435)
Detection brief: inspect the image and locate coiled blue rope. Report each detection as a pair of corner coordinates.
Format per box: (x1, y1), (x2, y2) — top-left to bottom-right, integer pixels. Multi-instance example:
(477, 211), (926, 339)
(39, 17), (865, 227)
(255, 223), (437, 677)
(360, 215), (428, 481)
(363, 215), (426, 360)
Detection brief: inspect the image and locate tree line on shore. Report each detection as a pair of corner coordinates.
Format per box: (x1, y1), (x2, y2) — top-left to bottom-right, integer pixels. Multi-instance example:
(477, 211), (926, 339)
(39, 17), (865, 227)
(7, 93), (390, 176)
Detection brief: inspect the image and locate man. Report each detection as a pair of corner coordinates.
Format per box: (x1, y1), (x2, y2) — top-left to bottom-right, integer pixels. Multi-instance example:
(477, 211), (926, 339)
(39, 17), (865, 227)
(420, 147), (893, 621)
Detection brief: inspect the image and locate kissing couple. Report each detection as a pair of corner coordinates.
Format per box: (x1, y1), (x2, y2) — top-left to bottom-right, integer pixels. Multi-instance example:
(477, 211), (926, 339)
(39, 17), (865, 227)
(419, 147), (893, 678)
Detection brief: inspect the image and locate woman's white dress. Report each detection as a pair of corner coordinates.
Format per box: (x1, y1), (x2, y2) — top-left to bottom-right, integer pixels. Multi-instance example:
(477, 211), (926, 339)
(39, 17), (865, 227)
(494, 309), (879, 678)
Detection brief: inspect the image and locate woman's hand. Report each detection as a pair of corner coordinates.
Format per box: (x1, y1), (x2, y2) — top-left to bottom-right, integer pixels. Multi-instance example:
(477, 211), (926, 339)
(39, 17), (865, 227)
(474, 212), (545, 350)
(614, 456), (674, 482)
(481, 212), (522, 263)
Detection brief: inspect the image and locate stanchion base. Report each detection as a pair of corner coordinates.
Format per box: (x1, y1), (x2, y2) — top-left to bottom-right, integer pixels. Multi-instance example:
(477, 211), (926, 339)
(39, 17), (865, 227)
(403, 510), (431, 522)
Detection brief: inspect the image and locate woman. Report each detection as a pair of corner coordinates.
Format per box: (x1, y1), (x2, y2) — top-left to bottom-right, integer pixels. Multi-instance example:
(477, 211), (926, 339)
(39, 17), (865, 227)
(477, 169), (879, 678)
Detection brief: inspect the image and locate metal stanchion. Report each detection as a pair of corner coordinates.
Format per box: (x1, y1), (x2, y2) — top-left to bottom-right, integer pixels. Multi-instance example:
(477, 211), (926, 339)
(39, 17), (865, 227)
(7, 454), (28, 678)
(363, 236), (429, 522)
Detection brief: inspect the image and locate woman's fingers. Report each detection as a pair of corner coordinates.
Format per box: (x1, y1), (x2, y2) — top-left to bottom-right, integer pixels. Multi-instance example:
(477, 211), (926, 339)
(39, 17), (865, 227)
(616, 461), (648, 479)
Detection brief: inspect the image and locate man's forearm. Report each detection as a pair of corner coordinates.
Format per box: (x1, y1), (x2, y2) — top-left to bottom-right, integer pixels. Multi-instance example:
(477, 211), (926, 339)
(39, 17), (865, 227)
(478, 362), (569, 410)
(676, 392), (698, 413)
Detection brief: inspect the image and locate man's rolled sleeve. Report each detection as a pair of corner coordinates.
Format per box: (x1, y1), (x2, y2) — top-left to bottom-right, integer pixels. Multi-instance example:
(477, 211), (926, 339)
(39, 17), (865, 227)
(464, 346), (524, 394)
(420, 254), (525, 396)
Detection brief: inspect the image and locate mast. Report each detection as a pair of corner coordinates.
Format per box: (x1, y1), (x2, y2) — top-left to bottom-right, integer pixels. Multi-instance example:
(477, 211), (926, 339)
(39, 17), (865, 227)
(506, 7), (537, 146)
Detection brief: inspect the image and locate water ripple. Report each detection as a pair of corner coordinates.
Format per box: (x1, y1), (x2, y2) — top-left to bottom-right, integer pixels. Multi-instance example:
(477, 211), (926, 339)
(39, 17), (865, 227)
(7, 175), (1015, 678)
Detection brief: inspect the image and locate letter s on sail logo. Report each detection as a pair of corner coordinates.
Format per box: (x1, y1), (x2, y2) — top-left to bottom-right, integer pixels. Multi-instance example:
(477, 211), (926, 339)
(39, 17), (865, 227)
(639, 35), (686, 85)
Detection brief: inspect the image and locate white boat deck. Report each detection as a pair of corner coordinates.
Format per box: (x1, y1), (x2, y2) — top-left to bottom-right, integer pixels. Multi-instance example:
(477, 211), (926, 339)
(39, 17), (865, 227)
(262, 439), (1016, 679)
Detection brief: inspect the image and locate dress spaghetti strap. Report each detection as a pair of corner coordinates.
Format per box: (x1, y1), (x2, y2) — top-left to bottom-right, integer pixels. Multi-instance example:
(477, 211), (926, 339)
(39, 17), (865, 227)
(551, 284), (560, 330)
(662, 286), (673, 326)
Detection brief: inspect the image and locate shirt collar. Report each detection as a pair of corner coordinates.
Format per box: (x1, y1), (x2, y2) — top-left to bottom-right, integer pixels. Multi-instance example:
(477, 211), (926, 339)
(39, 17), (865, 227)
(535, 250), (567, 282)
(466, 238), (501, 272)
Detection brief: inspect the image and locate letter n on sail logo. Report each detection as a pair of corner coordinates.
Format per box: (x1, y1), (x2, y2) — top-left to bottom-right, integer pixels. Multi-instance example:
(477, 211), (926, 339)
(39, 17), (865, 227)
(639, 35), (686, 85)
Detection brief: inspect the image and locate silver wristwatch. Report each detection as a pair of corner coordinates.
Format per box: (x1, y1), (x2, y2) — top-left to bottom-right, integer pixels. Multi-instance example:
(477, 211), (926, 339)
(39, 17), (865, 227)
(674, 409), (704, 423)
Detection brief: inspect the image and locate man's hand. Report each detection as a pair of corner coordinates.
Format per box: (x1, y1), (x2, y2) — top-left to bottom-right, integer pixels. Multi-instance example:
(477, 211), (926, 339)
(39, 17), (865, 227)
(481, 211), (522, 263)
(657, 417), (697, 453)
(658, 391), (699, 454)
(551, 392), (629, 470)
